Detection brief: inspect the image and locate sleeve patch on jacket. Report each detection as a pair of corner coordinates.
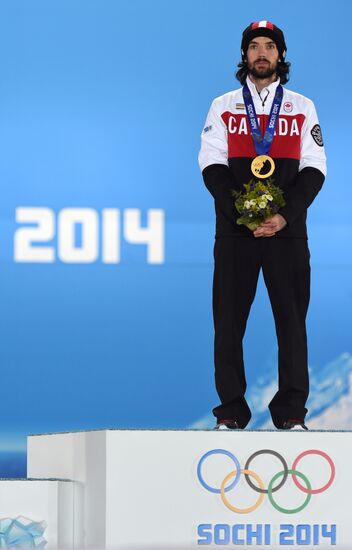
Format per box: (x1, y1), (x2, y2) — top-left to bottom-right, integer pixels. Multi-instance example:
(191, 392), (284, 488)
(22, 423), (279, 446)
(203, 125), (213, 133)
(311, 124), (324, 147)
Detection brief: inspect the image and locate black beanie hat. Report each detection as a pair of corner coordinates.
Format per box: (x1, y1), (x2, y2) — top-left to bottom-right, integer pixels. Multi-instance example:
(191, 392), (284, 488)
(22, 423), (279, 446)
(241, 21), (287, 61)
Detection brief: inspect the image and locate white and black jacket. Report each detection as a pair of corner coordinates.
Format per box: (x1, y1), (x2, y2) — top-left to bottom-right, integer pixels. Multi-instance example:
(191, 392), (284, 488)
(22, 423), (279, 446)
(198, 76), (327, 238)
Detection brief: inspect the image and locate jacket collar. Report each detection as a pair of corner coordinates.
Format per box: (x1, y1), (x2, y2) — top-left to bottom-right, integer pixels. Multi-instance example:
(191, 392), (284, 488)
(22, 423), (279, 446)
(245, 75), (281, 101)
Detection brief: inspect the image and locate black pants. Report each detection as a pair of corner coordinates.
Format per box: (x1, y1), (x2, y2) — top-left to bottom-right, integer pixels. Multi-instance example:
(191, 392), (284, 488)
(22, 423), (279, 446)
(212, 236), (311, 429)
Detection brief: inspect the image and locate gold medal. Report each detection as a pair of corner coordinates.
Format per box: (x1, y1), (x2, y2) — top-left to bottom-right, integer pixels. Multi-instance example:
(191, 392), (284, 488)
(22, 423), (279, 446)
(251, 155), (275, 179)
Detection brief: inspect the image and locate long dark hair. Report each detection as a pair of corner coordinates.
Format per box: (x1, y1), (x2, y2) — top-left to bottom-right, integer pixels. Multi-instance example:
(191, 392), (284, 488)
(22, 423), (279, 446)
(235, 59), (291, 85)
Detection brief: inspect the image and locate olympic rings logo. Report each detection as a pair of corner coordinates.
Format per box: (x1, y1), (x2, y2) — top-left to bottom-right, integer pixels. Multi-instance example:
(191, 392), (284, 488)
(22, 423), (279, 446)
(197, 448), (335, 514)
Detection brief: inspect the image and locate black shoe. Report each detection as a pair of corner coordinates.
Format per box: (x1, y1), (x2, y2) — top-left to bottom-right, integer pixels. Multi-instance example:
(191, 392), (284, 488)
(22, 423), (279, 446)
(214, 419), (240, 430)
(282, 418), (308, 430)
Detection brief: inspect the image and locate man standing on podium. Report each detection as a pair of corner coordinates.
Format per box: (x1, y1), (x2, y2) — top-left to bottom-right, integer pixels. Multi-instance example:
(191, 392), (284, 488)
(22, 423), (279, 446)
(198, 21), (326, 430)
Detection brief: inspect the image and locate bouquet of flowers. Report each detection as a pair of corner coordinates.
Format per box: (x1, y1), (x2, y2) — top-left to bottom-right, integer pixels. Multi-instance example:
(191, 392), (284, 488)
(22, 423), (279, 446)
(232, 178), (286, 231)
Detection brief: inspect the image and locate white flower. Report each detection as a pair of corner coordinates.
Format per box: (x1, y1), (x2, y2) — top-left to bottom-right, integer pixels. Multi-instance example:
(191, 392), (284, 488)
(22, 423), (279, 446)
(244, 200), (251, 209)
(249, 199), (256, 206)
(259, 201), (266, 209)
(266, 194), (273, 201)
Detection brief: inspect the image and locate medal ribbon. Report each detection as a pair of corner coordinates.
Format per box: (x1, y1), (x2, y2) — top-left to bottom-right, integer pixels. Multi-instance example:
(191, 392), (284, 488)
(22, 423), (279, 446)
(242, 83), (283, 156)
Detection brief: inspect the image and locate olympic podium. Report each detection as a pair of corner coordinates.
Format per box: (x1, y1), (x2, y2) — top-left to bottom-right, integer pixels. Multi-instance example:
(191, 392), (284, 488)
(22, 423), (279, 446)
(0, 478), (75, 548)
(26, 428), (351, 549)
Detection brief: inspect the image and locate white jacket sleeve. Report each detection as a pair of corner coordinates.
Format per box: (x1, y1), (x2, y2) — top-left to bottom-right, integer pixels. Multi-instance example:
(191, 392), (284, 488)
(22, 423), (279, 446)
(198, 99), (229, 172)
(299, 99), (327, 176)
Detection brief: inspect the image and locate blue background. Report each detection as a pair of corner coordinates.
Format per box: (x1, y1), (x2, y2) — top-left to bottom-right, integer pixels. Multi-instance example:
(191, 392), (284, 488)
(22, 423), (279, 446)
(0, 0), (351, 476)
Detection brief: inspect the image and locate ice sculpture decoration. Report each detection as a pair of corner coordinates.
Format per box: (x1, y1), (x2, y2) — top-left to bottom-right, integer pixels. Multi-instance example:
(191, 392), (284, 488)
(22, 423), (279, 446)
(0, 516), (47, 548)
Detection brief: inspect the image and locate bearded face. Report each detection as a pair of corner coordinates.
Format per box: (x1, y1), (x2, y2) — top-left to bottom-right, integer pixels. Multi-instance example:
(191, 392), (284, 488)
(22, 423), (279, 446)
(246, 37), (280, 80)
